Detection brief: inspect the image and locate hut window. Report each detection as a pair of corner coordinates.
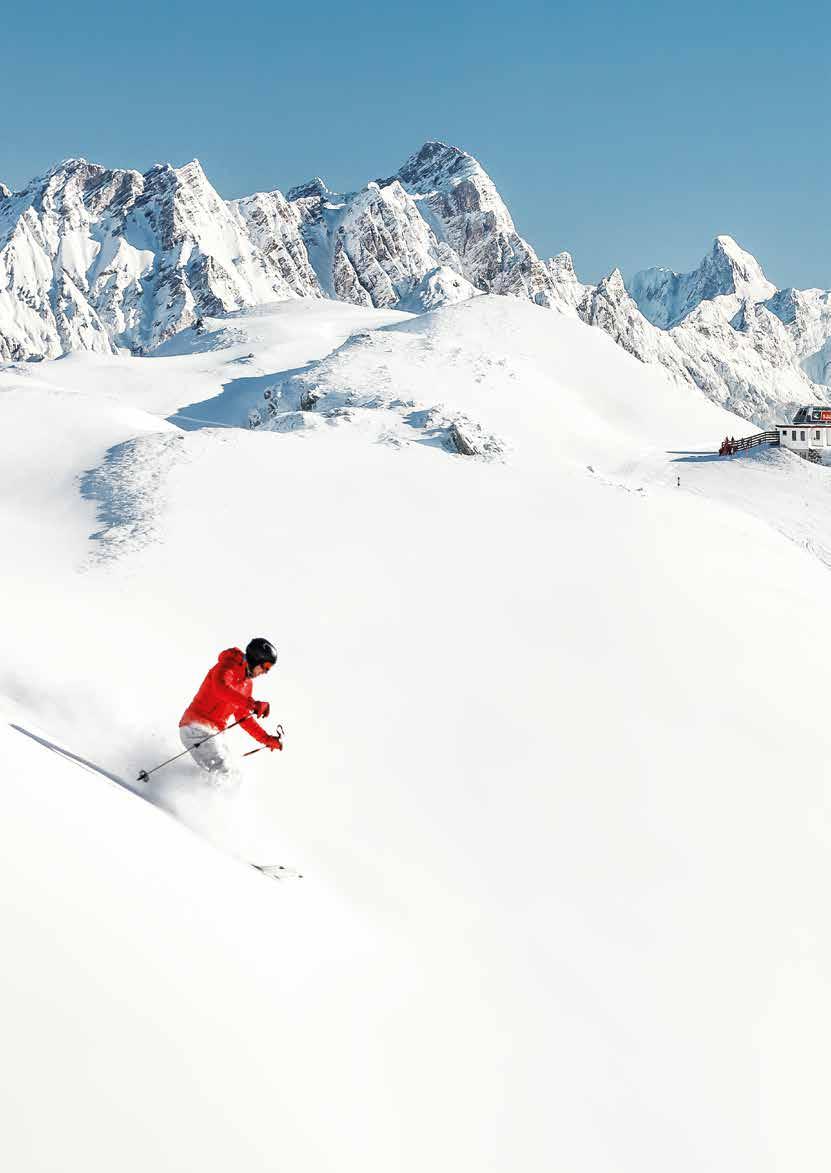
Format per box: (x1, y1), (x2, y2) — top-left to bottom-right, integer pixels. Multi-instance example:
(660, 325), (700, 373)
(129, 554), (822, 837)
(792, 431), (797, 440)
(801, 431), (806, 441)
(816, 431), (821, 440)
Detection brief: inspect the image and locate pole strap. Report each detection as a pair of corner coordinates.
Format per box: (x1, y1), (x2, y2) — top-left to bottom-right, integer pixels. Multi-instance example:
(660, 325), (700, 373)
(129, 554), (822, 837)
(243, 724), (284, 759)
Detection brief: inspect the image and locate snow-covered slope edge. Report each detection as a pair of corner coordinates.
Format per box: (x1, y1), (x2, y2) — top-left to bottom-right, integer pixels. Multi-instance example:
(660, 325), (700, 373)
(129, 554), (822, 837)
(251, 294), (751, 459)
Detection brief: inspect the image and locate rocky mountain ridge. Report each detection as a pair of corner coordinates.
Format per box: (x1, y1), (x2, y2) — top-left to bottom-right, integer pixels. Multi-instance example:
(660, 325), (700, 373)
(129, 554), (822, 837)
(1, 142), (830, 427)
(0, 157), (320, 360)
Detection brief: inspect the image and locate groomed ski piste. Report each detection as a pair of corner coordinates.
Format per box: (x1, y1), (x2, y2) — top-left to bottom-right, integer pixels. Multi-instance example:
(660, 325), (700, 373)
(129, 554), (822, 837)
(3, 294), (831, 1172)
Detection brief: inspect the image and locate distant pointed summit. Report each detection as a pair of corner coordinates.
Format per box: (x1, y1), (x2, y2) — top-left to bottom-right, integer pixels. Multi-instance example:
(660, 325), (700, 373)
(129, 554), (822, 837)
(393, 141), (479, 189)
(286, 177), (333, 203)
(628, 236), (775, 329)
(707, 235), (773, 298)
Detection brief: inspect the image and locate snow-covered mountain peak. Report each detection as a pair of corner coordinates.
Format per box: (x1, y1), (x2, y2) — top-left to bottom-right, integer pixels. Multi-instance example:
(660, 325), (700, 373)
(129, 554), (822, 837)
(43, 156), (93, 180)
(582, 269), (632, 315)
(0, 152), (323, 361)
(384, 140), (575, 309)
(174, 157), (207, 181)
(549, 250), (578, 277)
(394, 140), (483, 189)
(579, 269), (649, 332)
(628, 235), (776, 329)
(30, 157), (139, 215)
(283, 142), (588, 318)
(140, 157), (215, 204)
(30, 159), (138, 222)
(393, 140), (515, 234)
(4, 144), (831, 428)
(544, 251), (590, 312)
(291, 174), (465, 309)
(286, 176), (335, 202)
(135, 158), (233, 256)
(707, 233), (773, 297)
(712, 232), (747, 260)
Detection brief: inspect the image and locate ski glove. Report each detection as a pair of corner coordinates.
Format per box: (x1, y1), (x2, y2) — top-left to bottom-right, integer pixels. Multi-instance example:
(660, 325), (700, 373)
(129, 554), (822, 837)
(265, 735), (283, 752)
(250, 700), (270, 719)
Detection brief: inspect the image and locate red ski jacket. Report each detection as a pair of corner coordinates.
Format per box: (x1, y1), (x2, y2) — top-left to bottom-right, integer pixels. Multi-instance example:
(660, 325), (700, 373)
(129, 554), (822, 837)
(180, 647), (270, 745)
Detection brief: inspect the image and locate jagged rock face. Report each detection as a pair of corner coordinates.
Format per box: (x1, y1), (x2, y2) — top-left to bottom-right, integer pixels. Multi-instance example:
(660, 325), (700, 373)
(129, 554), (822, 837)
(628, 235), (776, 329)
(0, 142), (591, 363)
(308, 179), (462, 308)
(392, 141), (568, 309)
(232, 189), (322, 298)
(0, 158), (318, 360)
(546, 251), (589, 311)
(287, 171), (471, 311)
(0, 161), (121, 359)
(285, 142), (585, 316)
(578, 271), (693, 384)
(4, 142), (831, 434)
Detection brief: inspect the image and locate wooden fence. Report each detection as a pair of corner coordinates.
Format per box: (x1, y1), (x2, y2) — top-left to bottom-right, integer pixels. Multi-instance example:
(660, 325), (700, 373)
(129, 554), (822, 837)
(722, 430), (780, 454)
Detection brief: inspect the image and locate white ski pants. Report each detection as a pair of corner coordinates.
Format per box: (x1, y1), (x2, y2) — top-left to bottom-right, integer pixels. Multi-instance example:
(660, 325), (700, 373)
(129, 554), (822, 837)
(179, 722), (236, 782)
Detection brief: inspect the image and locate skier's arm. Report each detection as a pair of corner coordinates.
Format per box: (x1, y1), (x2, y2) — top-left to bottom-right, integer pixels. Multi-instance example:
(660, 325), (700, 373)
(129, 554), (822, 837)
(213, 666), (255, 718)
(238, 714), (272, 745)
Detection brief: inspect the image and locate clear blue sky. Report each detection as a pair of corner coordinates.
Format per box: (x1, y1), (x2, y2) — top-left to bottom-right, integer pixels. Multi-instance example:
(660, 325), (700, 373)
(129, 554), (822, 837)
(3, 0), (829, 289)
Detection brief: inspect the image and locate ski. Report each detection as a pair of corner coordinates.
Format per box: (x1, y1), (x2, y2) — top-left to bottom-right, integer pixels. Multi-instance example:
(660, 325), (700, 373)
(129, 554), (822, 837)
(251, 863), (304, 881)
(11, 723), (304, 886)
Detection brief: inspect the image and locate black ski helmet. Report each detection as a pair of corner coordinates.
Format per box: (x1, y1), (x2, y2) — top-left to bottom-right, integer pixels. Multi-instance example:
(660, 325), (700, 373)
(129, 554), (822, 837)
(245, 637), (278, 669)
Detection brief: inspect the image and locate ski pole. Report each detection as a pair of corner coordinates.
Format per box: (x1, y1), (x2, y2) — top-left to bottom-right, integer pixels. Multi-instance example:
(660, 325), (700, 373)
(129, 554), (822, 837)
(243, 724), (284, 759)
(137, 716), (250, 783)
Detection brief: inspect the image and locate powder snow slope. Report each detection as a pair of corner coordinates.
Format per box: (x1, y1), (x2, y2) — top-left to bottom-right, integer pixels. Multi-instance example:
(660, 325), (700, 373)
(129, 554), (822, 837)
(2, 296), (831, 1173)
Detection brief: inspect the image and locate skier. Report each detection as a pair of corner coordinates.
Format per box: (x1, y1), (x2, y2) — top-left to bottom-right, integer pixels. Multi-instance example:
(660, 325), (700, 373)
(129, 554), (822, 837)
(179, 638), (283, 781)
